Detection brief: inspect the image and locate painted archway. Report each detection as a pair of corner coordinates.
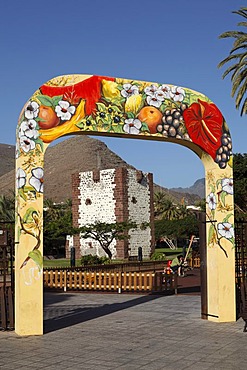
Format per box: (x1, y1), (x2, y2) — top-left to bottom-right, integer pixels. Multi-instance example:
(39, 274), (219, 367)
(16, 74), (235, 335)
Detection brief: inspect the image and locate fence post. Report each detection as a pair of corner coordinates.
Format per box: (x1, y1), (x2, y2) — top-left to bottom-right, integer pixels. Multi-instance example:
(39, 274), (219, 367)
(64, 270), (67, 292)
(118, 272), (122, 293)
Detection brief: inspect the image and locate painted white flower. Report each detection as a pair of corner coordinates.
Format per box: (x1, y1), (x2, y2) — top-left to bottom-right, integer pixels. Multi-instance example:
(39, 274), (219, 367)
(29, 167), (44, 193)
(158, 84), (171, 99)
(19, 119), (39, 139)
(24, 101), (39, 119)
(19, 135), (35, 153)
(123, 118), (142, 135)
(16, 168), (26, 188)
(55, 100), (76, 121)
(121, 83), (139, 98)
(217, 222), (234, 240)
(170, 86), (185, 102)
(221, 178), (233, 195)
(206, 192), (217, 210)
(144, 84), (158, 96)
(15, 141), (20, 159)
(146, 91), (163, 108)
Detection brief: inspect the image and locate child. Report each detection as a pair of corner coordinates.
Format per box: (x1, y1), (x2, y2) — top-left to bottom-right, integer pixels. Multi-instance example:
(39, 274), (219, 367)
(171, 255), (184, 276)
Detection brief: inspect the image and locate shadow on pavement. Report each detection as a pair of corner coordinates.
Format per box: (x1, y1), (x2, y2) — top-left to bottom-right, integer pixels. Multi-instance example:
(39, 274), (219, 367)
(44, 293), (164, 334)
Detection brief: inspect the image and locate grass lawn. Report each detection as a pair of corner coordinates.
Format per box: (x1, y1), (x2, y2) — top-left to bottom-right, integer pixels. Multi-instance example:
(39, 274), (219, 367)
(43, 258), (81, 268)
(155, 247), (183, 259)
(43, 248), (189, 268)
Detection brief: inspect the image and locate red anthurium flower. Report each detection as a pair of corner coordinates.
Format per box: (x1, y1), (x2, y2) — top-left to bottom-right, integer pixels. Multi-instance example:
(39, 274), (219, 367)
(183, 99), (223, 160)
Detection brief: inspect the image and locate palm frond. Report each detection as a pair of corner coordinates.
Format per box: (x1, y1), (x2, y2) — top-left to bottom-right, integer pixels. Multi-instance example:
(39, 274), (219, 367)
(238, 22), (247, 27)
(231, 60), (247, 82)
(233, 8), (247, 19)
(233, 34), (247, 48)
(219, 30), (245, 39)
(218, 53), (243, 69)
(231, 69), (247, 96)
(221, 62), (240, 79)
(240, 98), (247, 115)
(234, 74), (247, 101)
(230, 44), (247, 54)
(218, 7), (247, 115)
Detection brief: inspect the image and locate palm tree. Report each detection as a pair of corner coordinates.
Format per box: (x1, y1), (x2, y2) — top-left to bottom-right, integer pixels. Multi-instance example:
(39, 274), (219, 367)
(218, 7), (247, 116)
(178, 204), (191, 219)
(154, 191), (169, 219)
(162, 199), (180, 221)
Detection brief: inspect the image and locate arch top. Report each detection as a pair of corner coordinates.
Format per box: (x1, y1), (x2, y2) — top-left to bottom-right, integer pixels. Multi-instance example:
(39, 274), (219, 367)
(17, 73), (232, 169)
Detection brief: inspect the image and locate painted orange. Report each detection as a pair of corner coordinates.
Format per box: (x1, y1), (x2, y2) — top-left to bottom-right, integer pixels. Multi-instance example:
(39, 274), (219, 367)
(138, 106), (162, 134)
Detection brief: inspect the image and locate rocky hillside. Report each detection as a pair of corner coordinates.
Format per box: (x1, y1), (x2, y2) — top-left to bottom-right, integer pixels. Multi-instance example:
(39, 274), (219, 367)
(0, 136), (201, 203)
(0, 144), (15, 177)
(170, 178), (205, 199)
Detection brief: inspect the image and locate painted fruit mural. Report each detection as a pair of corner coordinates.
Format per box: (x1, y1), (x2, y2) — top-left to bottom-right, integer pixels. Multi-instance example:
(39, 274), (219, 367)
(16, 74), (234, 273)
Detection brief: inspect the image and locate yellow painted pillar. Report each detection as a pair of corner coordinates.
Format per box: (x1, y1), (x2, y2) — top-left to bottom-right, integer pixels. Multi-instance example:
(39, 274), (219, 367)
(15, 140), (46, 335)
(203, 154), (235, 322)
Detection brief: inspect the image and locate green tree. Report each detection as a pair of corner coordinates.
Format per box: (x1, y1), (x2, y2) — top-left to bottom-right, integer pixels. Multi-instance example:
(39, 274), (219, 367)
(154, 215), (199, 241)
(218, 7), (247, 116)
(162, 199), (180, 220)
(177, 204), (192, 219)
(154, 191), (169, 218)
(43, 199), (73, 256)
(75, 221), (140, 260)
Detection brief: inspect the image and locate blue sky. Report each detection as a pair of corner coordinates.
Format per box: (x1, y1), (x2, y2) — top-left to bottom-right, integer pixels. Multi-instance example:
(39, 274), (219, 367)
(0, 0), (246, 189)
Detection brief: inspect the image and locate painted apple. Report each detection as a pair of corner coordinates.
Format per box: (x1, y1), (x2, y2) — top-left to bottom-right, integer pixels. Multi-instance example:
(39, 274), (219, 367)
(38, 106), (60, 129)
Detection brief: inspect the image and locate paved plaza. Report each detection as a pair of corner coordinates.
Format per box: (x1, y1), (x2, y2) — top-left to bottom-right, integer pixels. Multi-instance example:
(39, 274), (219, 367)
(0, 290), (246, 370)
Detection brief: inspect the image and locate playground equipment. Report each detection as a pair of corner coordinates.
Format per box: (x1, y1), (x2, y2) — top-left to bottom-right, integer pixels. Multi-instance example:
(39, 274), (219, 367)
(163, 237), (176, 250)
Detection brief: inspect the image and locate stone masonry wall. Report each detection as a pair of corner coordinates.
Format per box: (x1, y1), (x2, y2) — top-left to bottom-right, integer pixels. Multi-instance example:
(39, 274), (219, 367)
(127, 169), (153, 258)
(67, 167), (154, 260)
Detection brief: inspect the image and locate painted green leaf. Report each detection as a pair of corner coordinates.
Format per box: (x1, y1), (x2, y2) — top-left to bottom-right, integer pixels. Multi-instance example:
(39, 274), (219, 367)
(127, 112), (135, 119)
(36, 95), (54, 107)
(223, 213), (233, 223)
(216, 179), (221, 189)
(96, 102), (106, 112)
(52, 95), (63, 106)
(208, 224), (215, 244)
(28, 249), (43, 270)
(111, 105), (121, 112)
(18, 188), (27, 201)
(36, 117), (45, 122)
(141, 122), (149, 132)
(220, 191), (226, 206)
(35, 138), (44, 152)
(23, 207), (37, 223)
(115, 125), (124, 133)
(76, 121), (84, 129)
(210, 185), (215, 193)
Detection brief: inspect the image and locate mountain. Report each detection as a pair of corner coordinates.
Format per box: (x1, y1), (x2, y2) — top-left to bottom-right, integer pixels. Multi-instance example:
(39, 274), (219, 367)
(0, 144), (15, 177)
(0, 136), (201, 203)
(170, 178), (205, 199)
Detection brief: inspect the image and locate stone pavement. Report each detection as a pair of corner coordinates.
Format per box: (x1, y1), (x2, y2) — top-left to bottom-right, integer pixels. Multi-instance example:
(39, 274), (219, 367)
(0, 291), (246, 370)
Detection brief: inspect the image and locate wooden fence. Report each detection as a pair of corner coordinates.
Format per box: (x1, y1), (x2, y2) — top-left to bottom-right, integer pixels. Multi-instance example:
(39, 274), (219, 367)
(44, 270), (177, 294)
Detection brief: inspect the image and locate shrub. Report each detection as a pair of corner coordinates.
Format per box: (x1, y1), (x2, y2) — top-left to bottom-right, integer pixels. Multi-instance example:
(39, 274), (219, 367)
(80, 254), (110, 266)
(150, 251), (166, 261)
